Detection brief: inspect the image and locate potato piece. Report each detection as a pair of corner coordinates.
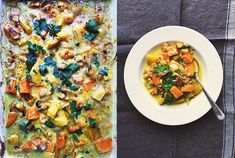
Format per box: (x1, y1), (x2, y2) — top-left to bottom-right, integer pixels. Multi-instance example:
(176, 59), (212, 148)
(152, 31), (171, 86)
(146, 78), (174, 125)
(30, 61), (42, 84)
(146, 53), (158, 65)
(170, 86), (183, 99)
(94, 137), (112, 153)
(72, 24), (85, 43)
(64, 12), (74, 24)
(57, 29), (70, 42)
(19, 78), (31, 94)
(55, 14), (65, 26)
(92, 87), (106, 101)
(45, 38), (60, 50)
(5, 79), (17, 95)
(6, 112), (18, 127)
(26, 107), (40, 120)
(56, 134), (66, 150)
(4, 22), (21, 40)
(17, 38), (27, 47)
(22, 140), (32, 152)
(193, 82), (202, 95)
(181, 84), (194, 93)
(53, 111), (68, 127)
(47, 102), (61, 119)
(83, 81), (95, 91)
(19, 14), (33, 34)
(7, 133), (20, 145)
(59, 49), (74, 60)
(46, 73), (60, 85)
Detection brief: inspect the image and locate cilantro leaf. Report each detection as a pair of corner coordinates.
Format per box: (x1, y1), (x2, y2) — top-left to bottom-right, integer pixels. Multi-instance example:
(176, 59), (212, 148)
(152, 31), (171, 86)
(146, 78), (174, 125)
(154, 65), (171, 74)
(88, 118), (98, 128)
(70, 101), (81, 118)
(38, 65), (48, 76)
(162, 77), (175, 91)
(33, 19), (49, 36)
(48, 24), (61, 37)
(98, 67), (108, 76)
(84, 19), (100, 41)
(44, 119), (56, 128)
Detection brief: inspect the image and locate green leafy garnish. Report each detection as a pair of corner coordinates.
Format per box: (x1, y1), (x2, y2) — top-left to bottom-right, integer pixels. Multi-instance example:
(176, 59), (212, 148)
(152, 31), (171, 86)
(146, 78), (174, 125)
(70, 101), (81, 118)
(44, 119), (56, 128)
(27, 41), (46, 54)
(84, 103), (91, 111)
(85, 19), (100, 41)
(88, 118), (98, 128)
(162, 78), (175, 91)
(154, 65), (171, 74)
(33, 19), (49, 36)
(92, 54), (100, 67)
(48, 24), (61, 37)
(72, 134), (79, 142)
(98, 67), (108, 76)
(164, 93), (174, 104)
(38, 65), (48, 76)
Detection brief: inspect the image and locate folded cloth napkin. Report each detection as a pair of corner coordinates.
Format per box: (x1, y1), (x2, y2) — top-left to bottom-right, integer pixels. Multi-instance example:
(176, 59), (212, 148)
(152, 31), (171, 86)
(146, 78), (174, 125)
(118, 0), (235, 158)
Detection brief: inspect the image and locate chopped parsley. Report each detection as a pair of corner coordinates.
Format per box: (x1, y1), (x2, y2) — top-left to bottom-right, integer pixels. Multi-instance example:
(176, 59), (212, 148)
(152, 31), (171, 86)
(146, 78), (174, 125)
(84, 103), (91, 111)
(98, 67), (108, 76)
(33, 19), (49, 36)
(44, 57), (57, 67)
(88, 118), (98, 128)
(44, 119), (56, 128)
(72, 134), (79, 142)
(38, 65), (48, 76)
(85, 19), (100, 41)
(92, 54), (100, 67)
(48, 24), (61, 37)
(162, 77), (175, 91)
(154, 65), (171, 74)
(70, 101), (81, 118)
(27, 41), (46, 54)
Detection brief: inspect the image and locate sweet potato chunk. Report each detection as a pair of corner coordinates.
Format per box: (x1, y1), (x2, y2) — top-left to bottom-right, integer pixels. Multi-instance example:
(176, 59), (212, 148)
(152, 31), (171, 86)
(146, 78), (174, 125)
(94, 137), (112, 153)
(6, 112), (18, 128)
(73, 139), (86, 148)
(182, 53), (193, 64)
(5, 79), (17, 95)
(83, 81), (95, 91)
(19, 78), (31, 94)
(56, 134), (66, 150)
(151, 74), (161, 85)
(22, 140), (32, 152)
(67, 124), (80, 133)
(181, 84), (194, 93)
(26, 107), (40, 120)
(170, 86), (183, 99)
(4, 22), (21, 40)
(45, 141), (55, 153)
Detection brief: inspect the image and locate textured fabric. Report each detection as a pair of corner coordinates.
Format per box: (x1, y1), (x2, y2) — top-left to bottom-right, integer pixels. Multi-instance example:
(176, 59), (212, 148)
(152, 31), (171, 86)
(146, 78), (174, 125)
(117, 0), (235, 158)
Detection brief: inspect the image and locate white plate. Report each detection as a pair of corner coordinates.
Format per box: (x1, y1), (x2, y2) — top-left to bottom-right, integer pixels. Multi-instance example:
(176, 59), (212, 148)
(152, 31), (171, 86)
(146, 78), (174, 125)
(124, 26), (223, 126)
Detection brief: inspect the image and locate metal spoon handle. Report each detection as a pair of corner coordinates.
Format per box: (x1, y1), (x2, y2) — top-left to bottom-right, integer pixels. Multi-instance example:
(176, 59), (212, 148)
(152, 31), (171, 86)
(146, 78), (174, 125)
(196, 79), (225, 120)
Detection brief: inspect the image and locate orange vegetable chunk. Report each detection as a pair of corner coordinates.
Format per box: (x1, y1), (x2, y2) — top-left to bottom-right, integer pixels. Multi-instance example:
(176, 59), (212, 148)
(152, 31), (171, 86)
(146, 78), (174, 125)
(26, 107), (40, 120)
(6, 112), (18, 128)
(181, 84), (194, 93)
(5, 79), (17, 95)
(151, 74), (161, 85)
(170, 86), (183, 99)
(22, 140), (32, 152)
(83, 81), (95, 91)
(94, 137), (112, 153)
(45, 141), (55, 153)
(182, 53), (193, 64)
(56, 133), (66, 150)
(19, 78), (31, 94)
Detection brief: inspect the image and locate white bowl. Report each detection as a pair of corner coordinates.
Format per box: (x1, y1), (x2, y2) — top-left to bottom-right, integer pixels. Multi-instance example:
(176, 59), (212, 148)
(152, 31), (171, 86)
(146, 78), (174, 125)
(124, 26), (223, 126)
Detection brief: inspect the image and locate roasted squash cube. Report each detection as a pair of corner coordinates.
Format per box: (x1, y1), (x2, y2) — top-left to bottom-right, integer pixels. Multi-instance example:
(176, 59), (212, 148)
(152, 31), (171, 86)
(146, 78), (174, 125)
(26, 107), (40, 120)
(94, 137), (112, 153)
(6, 112), (18, 128)
(5, 79), (17, 95)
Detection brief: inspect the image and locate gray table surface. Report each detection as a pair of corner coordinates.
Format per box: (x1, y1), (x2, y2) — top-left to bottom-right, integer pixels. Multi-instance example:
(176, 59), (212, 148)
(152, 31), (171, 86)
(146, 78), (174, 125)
(117, 0), (233, 158)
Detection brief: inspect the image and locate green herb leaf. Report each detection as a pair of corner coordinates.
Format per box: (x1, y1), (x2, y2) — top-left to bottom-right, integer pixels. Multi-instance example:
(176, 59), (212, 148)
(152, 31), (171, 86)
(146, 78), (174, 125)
(38, 65), (48, 76)
(154, 65), (171, 74)
(72, 134), (79, 142)
(48, 24), (61, 37)
(162, 78), (175, 91)
(45, 119), (56, 128)
(84, 103), (91, 111)
(88, 118), (98, 128)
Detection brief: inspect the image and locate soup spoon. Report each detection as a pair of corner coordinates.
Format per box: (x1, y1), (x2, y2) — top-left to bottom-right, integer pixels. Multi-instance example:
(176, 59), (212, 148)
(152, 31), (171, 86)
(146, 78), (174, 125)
(194, 62), (225, 120)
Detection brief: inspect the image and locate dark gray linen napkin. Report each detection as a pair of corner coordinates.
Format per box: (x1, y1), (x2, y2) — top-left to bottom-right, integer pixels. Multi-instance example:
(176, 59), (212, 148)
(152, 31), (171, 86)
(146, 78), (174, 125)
(117, 0), (235, 158)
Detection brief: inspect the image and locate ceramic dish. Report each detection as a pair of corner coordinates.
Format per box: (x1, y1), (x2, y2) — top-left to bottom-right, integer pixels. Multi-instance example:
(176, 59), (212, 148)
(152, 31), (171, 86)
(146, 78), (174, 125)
(124, 26), (223, 126)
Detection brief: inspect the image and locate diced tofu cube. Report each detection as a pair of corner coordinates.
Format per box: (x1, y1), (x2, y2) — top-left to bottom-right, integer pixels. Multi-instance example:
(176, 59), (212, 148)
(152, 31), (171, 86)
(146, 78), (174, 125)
(94, 137), (112, 153)
(170, 86), (183, 99)
(57, 29), (70, 42)
(92, 87), (106, 101)
(19, 14), (33, 34)
(45, 38), (60, 50)
(78, 45), (92, 54)
(167, 46), (179, 57)
(5, 79), (17, 95)
(46, 73), (60, 85)
(26, 107), (40, 120)
(53, 111), (68, 127)
(47, 102), (61, 119)
(72, 24), (85, 43)
(19, 78), (31, 94)
(17, 38), (27, 47)
(55, 14), (65, 26)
